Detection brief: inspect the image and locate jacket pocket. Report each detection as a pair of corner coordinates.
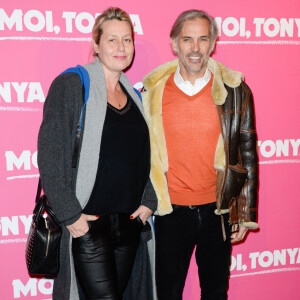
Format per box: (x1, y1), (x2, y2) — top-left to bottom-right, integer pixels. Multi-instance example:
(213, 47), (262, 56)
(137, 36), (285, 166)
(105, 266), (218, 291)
(220, 164), (248, 209)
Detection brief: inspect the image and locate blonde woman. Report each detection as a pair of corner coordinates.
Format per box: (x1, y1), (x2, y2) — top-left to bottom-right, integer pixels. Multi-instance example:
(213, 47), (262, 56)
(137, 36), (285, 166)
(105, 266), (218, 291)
(38, 7), (157, 300)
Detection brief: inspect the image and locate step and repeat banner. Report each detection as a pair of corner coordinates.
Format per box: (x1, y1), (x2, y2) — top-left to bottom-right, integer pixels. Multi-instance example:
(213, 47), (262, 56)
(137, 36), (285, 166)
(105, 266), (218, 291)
(1, 0), (299, 299)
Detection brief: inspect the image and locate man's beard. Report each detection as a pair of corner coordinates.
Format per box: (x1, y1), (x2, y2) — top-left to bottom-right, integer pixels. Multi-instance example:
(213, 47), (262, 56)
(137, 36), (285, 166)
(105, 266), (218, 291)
(178, 51), (209, 73)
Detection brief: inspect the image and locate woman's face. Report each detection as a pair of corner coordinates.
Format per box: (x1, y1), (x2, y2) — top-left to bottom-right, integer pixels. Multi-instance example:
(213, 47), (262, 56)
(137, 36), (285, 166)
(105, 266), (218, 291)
(94, 20), (134, 75)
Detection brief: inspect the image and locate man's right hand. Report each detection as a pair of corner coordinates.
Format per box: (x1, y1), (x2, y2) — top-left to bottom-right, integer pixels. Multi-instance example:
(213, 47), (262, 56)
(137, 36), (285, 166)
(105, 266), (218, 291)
(231, 224), (248, 243)
(66, 213), (99, 238)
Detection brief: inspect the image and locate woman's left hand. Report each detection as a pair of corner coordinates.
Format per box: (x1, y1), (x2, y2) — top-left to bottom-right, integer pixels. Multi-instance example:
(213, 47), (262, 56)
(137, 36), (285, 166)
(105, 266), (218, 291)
(131, 205), (153, 224)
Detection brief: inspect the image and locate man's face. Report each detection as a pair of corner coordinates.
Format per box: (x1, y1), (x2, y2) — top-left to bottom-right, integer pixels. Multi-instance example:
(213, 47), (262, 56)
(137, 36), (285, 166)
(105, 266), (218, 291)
(171, 18), (215, 80)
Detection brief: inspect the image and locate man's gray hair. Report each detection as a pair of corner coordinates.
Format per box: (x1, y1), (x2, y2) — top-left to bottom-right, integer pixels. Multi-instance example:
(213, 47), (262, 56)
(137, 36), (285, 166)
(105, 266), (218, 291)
(170, 9), (218, 46)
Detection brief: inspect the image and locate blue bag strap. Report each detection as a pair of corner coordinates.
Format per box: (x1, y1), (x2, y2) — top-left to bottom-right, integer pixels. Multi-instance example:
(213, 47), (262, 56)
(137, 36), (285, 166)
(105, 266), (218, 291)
(134, 87), (142, 102)
(150, 215), (155, 234)
(61, 65), (90, 130)
(60, 65), (90, 168)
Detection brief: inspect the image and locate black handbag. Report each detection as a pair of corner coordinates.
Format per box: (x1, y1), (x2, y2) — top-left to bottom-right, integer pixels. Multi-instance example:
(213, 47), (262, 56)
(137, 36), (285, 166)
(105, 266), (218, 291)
(25, 179), (62, 277)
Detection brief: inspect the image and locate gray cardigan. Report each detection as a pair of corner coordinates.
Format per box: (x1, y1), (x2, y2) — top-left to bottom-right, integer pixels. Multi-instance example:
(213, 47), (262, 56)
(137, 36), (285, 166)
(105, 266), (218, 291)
(38, 58), (157, 300)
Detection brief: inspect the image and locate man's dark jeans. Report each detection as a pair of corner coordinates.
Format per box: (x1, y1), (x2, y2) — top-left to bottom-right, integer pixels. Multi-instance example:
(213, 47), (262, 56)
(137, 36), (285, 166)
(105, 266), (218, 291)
(155, 202), (231, 300)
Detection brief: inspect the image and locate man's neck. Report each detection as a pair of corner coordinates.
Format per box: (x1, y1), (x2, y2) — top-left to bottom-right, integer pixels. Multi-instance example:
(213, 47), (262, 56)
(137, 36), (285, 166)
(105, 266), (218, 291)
(182, 72), (206, 85)
(174, 65), (211, 96)
(178, 66), (208, 85)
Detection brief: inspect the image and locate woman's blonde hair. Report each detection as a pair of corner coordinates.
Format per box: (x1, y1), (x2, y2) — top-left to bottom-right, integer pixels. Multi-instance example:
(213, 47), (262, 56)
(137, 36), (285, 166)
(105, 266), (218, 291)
(92, 7), (134, 56)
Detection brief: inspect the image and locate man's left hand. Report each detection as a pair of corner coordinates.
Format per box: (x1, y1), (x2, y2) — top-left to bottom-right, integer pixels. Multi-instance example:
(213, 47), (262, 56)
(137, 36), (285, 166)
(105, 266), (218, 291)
(231, 225), (248, 243)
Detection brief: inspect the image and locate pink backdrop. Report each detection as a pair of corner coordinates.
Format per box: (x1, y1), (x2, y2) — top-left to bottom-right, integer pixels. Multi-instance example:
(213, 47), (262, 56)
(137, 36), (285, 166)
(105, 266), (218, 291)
(1, 0), (300, 299)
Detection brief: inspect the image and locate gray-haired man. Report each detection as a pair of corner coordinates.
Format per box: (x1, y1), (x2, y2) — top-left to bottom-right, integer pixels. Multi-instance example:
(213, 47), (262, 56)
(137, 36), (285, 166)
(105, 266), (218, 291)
(142, 9), (258, 300)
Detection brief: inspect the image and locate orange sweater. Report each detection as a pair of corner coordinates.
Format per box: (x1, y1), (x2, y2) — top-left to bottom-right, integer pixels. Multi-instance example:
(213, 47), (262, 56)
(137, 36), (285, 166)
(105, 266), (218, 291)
(162, 73), (220, 205)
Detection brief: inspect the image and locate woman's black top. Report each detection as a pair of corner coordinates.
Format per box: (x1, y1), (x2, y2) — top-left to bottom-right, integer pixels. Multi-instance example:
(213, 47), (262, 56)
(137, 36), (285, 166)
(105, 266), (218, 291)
(83, 85), (149, 216)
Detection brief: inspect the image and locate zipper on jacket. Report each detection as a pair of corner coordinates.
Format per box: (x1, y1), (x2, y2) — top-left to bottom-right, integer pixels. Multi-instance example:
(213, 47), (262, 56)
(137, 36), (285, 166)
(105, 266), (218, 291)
(234, 88), (237, 132)
(216, 105), (229, 207)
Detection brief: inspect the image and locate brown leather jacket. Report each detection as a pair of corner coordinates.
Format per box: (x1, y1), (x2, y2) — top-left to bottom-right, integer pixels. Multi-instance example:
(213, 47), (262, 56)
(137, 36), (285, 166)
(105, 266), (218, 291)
(142, 58), (258, 229)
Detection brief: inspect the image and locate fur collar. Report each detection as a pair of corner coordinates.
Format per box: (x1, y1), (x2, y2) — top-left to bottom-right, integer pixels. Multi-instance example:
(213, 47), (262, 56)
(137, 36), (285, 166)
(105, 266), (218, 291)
(143, 58), (244, 105)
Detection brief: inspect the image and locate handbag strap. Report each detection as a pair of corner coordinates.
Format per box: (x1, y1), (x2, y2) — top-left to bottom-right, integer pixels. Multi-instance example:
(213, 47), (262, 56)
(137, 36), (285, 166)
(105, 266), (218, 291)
(33, 194), (46, 223)
(72, 85), (85, 168)
(33, 194), (59, 225)
(44, 200), (59, 224)
(35, 178), (42, 204)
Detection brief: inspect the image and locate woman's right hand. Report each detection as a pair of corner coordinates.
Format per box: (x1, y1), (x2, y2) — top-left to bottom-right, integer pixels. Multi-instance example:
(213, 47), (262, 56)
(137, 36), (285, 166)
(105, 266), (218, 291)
(66, 214), (99, 238)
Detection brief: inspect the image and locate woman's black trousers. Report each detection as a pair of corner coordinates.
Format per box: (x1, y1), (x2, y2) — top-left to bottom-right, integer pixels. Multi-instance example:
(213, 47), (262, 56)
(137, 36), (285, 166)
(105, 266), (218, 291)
(72, 213), (142, 300)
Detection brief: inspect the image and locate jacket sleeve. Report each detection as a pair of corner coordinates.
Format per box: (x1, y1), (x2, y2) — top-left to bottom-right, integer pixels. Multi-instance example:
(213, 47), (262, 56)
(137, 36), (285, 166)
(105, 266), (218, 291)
(238, 82), (258, 229)
(37, 74), (83, 226)
(141, 179), (158, 212)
